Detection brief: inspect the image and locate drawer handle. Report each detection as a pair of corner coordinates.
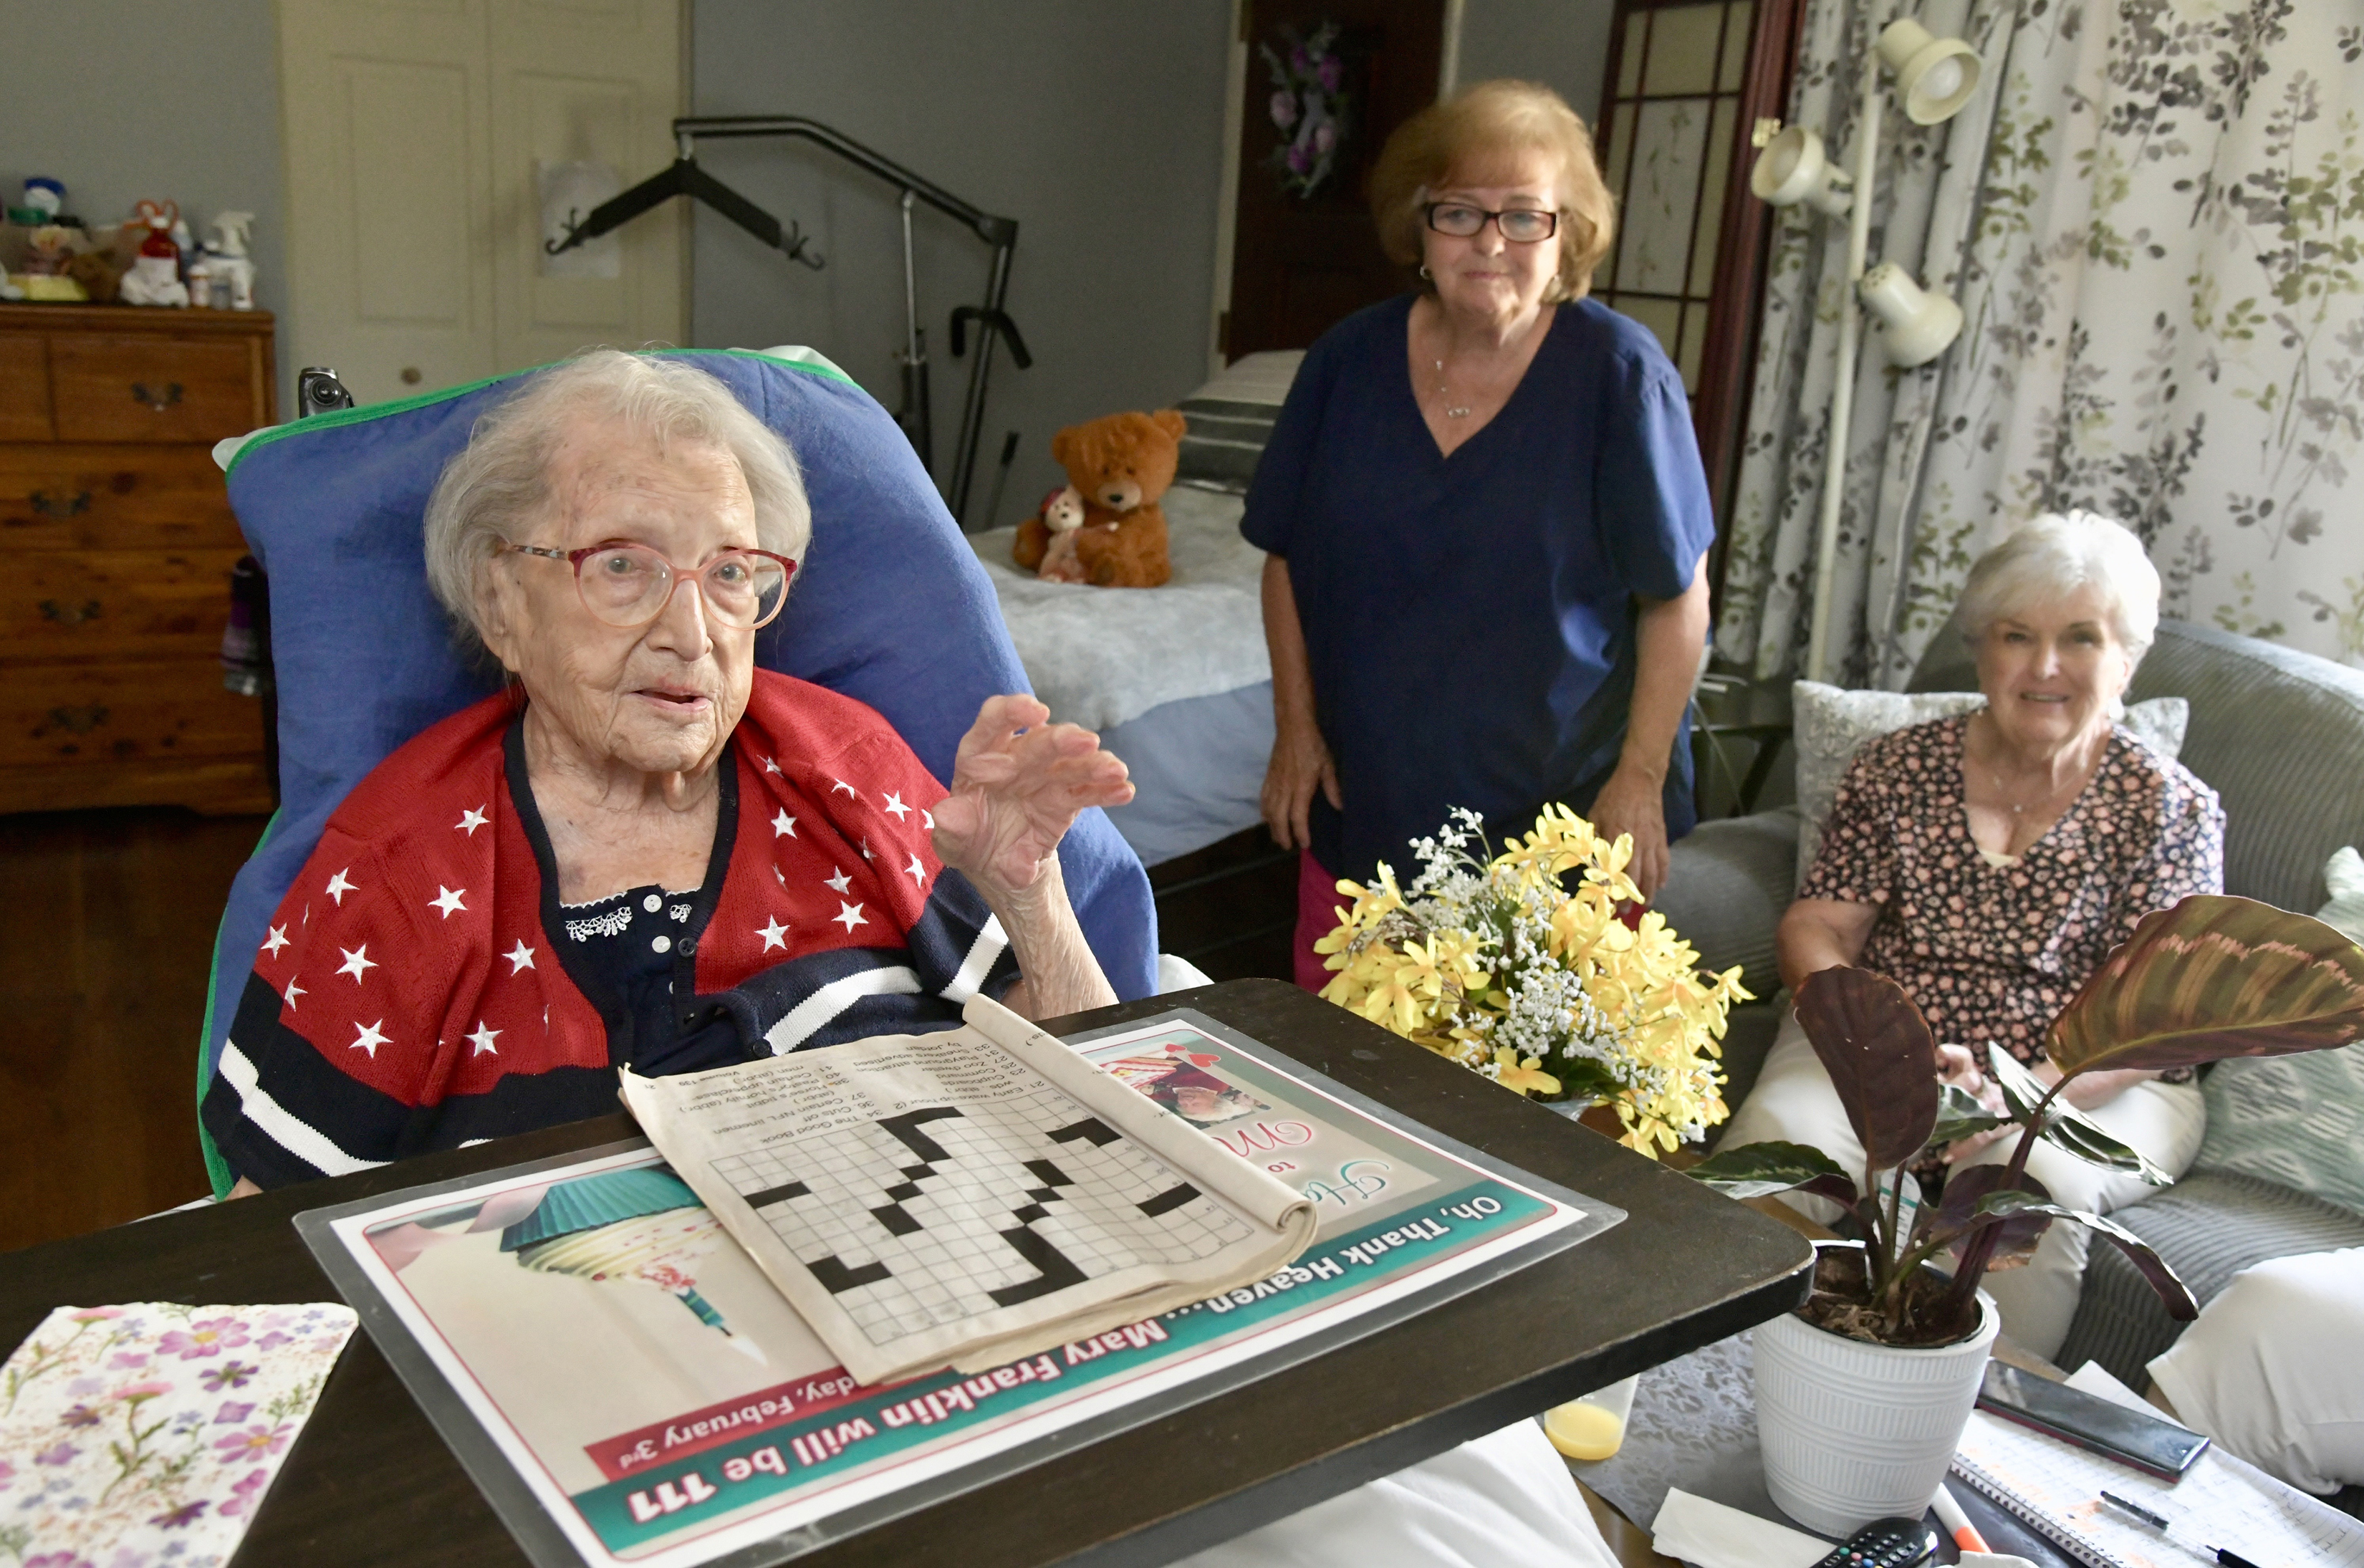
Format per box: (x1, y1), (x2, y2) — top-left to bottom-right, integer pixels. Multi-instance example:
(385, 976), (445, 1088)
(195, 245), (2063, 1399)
(44, 704), (110, 735)
(39, 599), (103, 627)
(29, 489), (92, 518)
(130, 381), (185, 412)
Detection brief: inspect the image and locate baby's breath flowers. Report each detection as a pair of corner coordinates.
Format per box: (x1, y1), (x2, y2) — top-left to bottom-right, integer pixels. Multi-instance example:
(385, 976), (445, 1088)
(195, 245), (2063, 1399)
(1314, 805), (1751, 1155)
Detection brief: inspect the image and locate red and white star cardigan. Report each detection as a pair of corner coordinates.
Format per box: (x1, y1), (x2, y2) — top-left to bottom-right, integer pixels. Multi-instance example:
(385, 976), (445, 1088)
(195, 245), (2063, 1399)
(203, 670), (1015, 1188)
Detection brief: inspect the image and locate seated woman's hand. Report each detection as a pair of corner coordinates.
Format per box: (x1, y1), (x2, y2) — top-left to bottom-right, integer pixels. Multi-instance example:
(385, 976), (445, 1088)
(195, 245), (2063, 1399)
(1937, 1042), (2014, 1163)
(932, 695), (1135, 904)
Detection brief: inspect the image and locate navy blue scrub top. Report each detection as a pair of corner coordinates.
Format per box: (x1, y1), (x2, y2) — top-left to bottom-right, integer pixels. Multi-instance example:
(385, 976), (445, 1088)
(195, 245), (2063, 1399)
(1241, 294), (1716, 885)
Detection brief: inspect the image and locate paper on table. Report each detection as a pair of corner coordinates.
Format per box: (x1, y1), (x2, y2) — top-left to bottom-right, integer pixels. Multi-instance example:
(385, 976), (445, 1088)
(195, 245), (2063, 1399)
(1951, 1364), (2364, 1568)
(621, 995), (1317, 1385)
(1651, 1486), (1832, 1568)
(0, 1302), (355, 1566)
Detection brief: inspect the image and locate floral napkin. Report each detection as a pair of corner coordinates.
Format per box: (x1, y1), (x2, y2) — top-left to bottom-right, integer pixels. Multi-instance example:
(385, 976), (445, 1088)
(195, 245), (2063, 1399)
(0, 1302), (357, 1568)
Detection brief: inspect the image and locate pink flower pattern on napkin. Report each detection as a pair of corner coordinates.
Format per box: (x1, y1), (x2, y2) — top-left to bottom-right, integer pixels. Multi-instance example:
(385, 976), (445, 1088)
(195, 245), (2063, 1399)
(0, 1303), (354, 1566)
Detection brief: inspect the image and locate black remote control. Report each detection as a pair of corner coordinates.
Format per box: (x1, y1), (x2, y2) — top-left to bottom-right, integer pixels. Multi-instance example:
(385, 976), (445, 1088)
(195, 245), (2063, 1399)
(1808, 1516), (1942, 1568)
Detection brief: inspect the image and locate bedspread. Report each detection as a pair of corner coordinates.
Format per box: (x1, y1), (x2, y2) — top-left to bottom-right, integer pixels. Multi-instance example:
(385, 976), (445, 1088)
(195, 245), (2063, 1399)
(966, 485), (1271, 731)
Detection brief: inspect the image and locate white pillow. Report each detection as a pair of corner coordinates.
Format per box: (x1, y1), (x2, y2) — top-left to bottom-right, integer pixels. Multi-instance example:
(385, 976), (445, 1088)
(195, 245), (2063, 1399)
(1789, 681), (2191, 882)
(2318, 846), (2364, 942)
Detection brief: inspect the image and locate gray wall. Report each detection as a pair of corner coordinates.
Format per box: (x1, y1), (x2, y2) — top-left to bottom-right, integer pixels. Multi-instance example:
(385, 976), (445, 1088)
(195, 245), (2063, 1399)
(0, 0), (289, 395)
(689, 0), (1232, 528)
(1454, 0), (1618, 124)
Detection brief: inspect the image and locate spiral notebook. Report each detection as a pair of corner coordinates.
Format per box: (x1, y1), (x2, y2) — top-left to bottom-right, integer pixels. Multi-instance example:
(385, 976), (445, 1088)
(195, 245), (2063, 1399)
(1950, 1366), (2364, 1568)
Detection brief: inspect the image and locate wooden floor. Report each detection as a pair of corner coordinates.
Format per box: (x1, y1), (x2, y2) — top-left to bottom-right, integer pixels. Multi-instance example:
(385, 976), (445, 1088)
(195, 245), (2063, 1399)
(0, 806), (269, 1253)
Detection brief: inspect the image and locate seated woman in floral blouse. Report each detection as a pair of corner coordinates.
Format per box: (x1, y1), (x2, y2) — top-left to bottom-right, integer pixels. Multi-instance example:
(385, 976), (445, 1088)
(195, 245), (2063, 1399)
(1719, 511), (2224, 1359)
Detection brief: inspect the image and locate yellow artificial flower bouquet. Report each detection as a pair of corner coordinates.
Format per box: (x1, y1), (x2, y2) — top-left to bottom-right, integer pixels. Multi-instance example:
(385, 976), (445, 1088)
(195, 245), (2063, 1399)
(1314, 805), (1751, 1155)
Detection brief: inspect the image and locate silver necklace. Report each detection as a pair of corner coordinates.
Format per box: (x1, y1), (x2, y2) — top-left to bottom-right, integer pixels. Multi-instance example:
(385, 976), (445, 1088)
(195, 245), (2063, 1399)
(1431, 359), (1472, 419)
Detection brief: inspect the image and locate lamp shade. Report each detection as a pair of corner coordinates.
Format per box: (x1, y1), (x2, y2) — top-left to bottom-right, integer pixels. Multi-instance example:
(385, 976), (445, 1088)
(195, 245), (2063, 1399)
(1877, 19), (1982, 124)
(1749, 125), (1853, 216)
(1859, 262), (1963, 367)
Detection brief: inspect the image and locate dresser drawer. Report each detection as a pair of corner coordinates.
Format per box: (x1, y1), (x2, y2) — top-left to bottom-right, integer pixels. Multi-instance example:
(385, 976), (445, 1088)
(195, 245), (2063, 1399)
(0, 335), (49, 441)
(1, 549), (246, 661)
(0, 657), (264, 769)
(49, 333), (265, 443)
(0, 447), (246, 549)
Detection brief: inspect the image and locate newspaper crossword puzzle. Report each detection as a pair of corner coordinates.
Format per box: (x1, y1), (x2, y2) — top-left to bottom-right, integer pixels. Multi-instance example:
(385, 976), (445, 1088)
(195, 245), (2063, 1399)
(710, 1086), (1256, 1345)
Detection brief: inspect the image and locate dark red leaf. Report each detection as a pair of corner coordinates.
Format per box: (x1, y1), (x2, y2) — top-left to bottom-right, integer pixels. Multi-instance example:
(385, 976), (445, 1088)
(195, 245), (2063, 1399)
(1795, 966), (1940, 1170)
(1938, 1167), (2052, 1262)
(1970, 1191), (2199, 1319)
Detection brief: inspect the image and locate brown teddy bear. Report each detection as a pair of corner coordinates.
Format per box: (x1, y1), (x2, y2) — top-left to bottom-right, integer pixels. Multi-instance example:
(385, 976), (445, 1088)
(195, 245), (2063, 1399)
(1012, 409), (1184, 588)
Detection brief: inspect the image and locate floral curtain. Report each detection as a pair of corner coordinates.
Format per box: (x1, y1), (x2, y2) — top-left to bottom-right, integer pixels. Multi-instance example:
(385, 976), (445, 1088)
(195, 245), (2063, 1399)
(1716, 0), (2364, 686)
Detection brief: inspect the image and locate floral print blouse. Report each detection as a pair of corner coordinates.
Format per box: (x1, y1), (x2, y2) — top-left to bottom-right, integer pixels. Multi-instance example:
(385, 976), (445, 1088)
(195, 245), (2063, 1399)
(1797, 714), (2225, 1064)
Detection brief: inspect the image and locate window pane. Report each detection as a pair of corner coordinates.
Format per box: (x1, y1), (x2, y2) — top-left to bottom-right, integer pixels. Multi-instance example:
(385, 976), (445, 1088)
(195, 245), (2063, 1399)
(1614, 96), (1712, 296)
(1689, 97), (1739, 297)
(1618, 9), (1648, 99)
(1677, 301), (1707, 393)
(1605, 98), (1638, 211)
(1719, 1), (1756, 93)
(1618, 295), (1684, 367)
(1643, 3), (1724, 97)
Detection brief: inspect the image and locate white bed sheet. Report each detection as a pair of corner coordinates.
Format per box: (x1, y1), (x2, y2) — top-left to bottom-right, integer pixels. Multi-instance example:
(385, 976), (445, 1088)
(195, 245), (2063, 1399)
(966, 486), (1269, 731)
(969, 486), (1276, 867)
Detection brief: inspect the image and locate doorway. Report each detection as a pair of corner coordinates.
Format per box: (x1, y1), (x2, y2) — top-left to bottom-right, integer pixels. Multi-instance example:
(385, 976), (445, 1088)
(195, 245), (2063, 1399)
(1221, 0), (1447, 362)
(277, 0), (687, 408)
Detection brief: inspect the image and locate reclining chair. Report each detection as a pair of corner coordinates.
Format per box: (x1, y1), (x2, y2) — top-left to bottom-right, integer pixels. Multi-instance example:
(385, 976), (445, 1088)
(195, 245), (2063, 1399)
(198, 347), (1158, 1196)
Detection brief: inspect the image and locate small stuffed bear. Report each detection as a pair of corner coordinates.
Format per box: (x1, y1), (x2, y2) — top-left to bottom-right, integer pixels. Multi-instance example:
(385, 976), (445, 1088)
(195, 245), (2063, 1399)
(1013, 409), (1185, 588)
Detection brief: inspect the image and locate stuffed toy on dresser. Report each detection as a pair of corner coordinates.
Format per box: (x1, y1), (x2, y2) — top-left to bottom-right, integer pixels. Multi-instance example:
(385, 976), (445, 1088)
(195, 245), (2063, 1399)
(1012, 409), (1183, 587)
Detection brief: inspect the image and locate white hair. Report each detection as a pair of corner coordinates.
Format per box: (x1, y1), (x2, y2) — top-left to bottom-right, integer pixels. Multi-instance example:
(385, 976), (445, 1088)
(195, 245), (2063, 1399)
(1956, 509), (2161, 666)
(421, 350), (811, 656)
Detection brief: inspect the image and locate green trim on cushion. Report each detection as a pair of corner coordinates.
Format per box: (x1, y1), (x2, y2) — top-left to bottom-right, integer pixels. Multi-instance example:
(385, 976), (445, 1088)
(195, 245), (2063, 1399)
(220, 347), (858, 478)
(198, 809), (284, 1198)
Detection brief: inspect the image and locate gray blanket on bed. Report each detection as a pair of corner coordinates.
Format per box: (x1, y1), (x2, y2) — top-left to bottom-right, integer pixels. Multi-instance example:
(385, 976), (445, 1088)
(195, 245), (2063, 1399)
(966, 485), (1272, 731)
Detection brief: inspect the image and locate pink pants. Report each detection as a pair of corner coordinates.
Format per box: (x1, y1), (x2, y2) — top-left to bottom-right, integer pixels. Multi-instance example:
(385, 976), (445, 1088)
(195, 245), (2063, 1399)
(1293, 850), (1344, 993)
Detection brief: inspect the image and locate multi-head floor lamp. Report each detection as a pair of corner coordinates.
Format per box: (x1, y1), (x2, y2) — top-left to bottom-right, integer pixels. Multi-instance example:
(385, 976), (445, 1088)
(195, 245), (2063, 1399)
(1749, 15), (1983, 681)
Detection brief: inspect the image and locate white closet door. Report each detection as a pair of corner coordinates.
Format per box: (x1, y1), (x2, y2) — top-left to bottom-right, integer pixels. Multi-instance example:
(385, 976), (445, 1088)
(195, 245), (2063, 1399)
(279, 0), (683, 409)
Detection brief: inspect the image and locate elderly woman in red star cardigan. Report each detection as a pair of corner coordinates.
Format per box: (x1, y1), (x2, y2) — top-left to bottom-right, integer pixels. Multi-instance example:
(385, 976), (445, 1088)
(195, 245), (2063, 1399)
(205, 351), (1133, 1192)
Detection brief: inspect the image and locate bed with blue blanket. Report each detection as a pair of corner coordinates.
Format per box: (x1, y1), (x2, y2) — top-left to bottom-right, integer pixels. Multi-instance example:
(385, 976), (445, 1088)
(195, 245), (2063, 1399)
(966, 352), (1300, 871)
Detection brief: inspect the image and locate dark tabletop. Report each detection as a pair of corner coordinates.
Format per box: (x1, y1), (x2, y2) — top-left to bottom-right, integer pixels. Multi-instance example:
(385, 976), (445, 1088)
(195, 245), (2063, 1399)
(0, 978), (1812, 1567)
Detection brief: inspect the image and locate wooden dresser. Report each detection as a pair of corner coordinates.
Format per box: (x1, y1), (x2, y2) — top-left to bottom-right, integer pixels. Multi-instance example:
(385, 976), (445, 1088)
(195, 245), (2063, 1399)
(0, 303), (276, 815)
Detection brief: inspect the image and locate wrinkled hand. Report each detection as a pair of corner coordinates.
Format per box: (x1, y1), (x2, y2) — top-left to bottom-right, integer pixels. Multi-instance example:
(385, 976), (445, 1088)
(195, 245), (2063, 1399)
(931, 695), (1133, 902)
(1260, 713), (1340, 852)
(1938, 1042), (2014, 1163)
(1588, 763), (1670, 899)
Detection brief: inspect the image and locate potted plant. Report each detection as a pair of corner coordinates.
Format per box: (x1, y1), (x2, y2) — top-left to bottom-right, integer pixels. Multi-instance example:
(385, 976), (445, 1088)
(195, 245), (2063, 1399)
(1686, 894), (2364, 1535)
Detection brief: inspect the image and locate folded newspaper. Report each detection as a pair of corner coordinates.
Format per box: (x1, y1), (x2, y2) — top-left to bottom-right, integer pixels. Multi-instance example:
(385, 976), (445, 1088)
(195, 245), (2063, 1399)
(620, 996), (1317, 1385)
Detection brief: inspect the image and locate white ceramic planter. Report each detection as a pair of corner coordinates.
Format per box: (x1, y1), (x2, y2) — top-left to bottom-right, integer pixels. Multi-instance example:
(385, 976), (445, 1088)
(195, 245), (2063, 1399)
(1755, 1248), (1999, 1537)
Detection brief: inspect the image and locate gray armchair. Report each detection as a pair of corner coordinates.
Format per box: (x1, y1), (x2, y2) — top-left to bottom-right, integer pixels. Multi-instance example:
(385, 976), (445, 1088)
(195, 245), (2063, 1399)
(1658, 618), (2364, 1381)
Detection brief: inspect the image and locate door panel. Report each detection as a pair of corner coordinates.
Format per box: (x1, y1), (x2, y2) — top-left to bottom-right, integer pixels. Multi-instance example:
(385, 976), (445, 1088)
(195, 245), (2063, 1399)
(489, 0), (683, 370)
(1226, 0), (1445, 360)
(279, 0), (681, 407)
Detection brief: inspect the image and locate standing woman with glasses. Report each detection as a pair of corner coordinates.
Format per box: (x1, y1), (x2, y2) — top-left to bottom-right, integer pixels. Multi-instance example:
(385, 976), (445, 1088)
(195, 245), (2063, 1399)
(1246, 80), (1715, 989)
(206, 350), (1133, 1192)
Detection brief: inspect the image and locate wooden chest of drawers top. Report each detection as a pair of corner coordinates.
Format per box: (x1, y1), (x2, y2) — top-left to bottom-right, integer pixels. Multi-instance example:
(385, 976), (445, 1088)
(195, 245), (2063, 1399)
(0, 303), (277, 446)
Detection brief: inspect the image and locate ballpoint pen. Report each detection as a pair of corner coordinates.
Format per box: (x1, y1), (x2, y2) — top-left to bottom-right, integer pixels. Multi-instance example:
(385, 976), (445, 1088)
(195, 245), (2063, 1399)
(2098, 1489), (2264, 1568)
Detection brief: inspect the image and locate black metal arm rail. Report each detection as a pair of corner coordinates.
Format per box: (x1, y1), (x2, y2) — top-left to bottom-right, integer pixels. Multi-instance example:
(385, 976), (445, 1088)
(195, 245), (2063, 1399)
(546, 114), (1027, 522)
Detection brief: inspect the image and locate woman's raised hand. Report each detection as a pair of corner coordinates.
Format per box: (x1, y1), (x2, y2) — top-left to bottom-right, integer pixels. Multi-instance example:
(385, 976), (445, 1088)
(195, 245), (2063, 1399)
(931, 695), (1134, 901)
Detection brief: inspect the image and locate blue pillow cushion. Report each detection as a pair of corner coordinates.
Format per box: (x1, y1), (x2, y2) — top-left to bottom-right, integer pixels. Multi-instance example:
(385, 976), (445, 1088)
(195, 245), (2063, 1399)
(203, 350), (1156, 1154)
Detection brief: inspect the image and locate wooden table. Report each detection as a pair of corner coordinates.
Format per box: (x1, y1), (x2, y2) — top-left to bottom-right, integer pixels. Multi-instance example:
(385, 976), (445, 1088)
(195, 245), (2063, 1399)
(0, 978), (1812, 1567)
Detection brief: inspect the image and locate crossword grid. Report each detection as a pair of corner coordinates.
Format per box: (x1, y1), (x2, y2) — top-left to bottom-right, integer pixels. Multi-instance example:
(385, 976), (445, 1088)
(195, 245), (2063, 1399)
(713, 1085), (1253, 1345)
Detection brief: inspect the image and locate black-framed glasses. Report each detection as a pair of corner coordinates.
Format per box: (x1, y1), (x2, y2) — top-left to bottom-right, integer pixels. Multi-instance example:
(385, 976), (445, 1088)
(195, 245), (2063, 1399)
(502, 541), (797, 630)
(1423, 203), (1559, 242)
